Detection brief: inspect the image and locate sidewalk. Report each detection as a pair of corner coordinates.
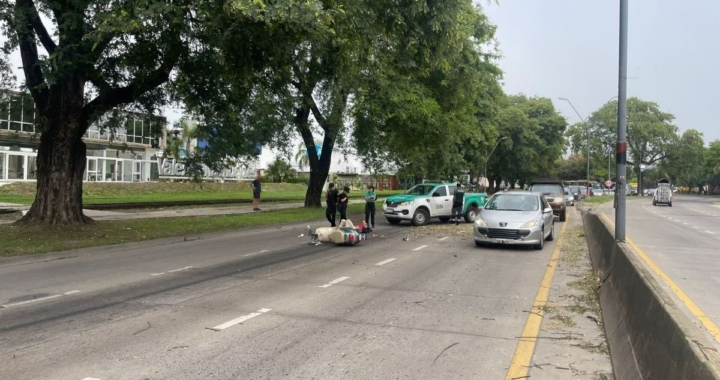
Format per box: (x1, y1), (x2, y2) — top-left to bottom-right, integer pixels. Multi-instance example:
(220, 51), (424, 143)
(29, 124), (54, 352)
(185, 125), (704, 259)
(0, 200), (373, 224)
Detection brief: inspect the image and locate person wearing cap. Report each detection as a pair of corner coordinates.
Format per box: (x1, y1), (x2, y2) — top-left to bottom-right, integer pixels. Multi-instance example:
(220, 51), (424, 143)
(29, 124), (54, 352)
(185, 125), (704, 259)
(364, 185), (377, 229)
(338, 186), (350, 221)
(325, 183), (339, 227)
(452, 183), (465, 225)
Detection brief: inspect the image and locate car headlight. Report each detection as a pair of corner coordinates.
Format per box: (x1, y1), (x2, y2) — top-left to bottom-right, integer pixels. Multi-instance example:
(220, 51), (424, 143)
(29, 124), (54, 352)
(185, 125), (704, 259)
(400, 201), (414, 206)
(521, 219), (540, 228)
(475, 219), (487, 227)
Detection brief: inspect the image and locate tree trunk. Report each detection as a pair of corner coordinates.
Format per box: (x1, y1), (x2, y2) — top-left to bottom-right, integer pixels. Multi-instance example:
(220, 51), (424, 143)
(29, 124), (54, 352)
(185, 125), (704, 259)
(16, 80), (91, 225)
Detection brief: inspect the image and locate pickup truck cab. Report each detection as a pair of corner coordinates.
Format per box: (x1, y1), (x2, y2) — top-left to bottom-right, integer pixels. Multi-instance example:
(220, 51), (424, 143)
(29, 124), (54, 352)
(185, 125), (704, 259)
(383, 183), (488, 226)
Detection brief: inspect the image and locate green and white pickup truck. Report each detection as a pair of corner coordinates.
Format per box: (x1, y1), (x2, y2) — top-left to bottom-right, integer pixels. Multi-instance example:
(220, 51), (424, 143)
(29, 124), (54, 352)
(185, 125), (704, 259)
(382, 182), (488, 226)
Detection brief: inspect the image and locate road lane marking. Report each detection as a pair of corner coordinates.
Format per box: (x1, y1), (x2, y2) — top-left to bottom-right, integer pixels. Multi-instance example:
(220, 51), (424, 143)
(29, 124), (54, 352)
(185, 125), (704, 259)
(375, 258), (397, 266)
(151, 266), (194, 276)
(82, 378), (102, 380)
(319, 276), (350, 288)
(683, 223), (689, 225)
(707, 231), (716, 235)
(601, 212), (720, 343)
(1, 290), (81, 308)
(505, 213), (570, 380)
(412, 245), (428, 251)
(439, 237), (450, 241)
(209, 308), (272, 331)
(692, 226), (700, 229)
(243, 249), (269, 257)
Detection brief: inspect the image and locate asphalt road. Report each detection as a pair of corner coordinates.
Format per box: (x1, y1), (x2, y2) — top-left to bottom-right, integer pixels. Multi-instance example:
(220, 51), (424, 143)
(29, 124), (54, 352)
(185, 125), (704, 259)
(598, 195), (720, 347)
(1, 215), (566, 380)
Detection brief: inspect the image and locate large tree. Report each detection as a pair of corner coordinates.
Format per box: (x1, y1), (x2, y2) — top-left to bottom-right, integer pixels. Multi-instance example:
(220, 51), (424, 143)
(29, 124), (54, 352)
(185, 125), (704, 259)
(0, 0), (327, 224)
(663, 129), (706, 192)
(583, 98), (678, 191)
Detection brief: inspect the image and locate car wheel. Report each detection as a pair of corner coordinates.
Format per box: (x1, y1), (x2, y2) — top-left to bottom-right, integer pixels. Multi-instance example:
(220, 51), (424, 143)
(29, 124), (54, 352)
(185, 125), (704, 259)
(534, 231), (544, 250)
(669, 202), (673, 207)
(547, 223), (555, 241)
(387, 218), (401, 225)
(412, 209), (429, 226)
(559, 211), (566, 222)
(439, 217), (451, 223)
(464, 206), (478, 223)
(653, 200), (657, 206)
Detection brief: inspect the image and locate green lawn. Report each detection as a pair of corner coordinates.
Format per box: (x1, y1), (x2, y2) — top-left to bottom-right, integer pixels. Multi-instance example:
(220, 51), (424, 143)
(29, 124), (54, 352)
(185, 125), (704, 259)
(0, 203), (374, 257)
(0, 182), (402, 205)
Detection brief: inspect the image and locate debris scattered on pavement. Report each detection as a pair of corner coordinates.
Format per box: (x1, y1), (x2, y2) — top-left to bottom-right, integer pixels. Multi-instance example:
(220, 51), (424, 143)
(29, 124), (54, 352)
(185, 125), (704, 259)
(298, 233), (304, 238)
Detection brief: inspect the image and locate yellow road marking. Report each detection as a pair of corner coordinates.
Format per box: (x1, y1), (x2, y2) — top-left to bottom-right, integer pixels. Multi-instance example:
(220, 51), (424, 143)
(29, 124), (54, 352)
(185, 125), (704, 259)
(601, 212), (720, 343)
(504, 215), (570, 380)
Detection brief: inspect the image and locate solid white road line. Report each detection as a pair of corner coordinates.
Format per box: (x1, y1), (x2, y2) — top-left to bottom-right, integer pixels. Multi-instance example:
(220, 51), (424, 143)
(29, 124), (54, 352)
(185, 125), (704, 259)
(375, 258), (397, 266)
(319, 276), (350, 288)
(412, 245), (428, 251)
(210, 308), (272, 331)
(243, 250), (269, 257)
(1, 290), (81, 308)
(439, 237), (450, 241)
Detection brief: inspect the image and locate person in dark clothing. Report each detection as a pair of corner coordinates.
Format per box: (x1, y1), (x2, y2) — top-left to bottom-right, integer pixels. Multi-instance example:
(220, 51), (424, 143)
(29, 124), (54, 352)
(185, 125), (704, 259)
(452, 183), (465, 225)
(326, 183), (339, 227)
(252, 174), (262, 211)
(338, 186), (350, 221)
(364, 186), (377, 229)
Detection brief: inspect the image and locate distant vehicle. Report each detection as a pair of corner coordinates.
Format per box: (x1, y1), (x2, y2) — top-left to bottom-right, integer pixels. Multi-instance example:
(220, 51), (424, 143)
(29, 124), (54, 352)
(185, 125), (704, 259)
(653, 179), (672, 207)
(383, 182), (488, 226)
(474, 192), (555, 250)
(564, 188), (575, 206)
(529, 178), (567, 221)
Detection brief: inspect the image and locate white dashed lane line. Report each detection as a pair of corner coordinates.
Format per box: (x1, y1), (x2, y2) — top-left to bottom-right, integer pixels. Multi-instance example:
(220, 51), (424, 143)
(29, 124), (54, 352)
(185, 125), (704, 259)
(319, 276), (350, 288)
(412, 245), (428, 251)
(693, 226), (701, 229)
(151, 266), (194, 276)
(707, 231), (717, 235)
(243, 249), (269, 257)
(209, 308), (272, 331)
(82, 377), (101, 380)
(1, 290), (81, 308)
(438, 237), (450, 241)
(375, 258), (397, 266)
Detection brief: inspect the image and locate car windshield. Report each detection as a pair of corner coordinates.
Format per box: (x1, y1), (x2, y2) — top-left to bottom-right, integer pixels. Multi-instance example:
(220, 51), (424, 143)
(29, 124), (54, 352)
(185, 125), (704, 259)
(405, 185), (436, 196)
(531, 184), (563, 196)
(484, 194), (539, 212)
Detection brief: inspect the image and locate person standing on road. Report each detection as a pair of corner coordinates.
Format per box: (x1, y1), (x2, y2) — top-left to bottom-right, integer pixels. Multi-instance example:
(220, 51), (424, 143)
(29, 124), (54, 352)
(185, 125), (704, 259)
(364, 186), (377, 229)
(252, 174), (262, 211)
(338, 186), (350, 221)
(326, 183), (339, 227)
(452, 183), (465, 225)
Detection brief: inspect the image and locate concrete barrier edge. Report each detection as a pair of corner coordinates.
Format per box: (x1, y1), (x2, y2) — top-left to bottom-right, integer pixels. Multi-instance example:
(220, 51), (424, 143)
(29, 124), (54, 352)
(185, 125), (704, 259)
(582, 209), (720, 380)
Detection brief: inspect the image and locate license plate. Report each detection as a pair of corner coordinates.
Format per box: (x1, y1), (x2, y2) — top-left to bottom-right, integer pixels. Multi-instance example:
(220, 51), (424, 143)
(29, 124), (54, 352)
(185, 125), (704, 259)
(386, 208), (395, 213)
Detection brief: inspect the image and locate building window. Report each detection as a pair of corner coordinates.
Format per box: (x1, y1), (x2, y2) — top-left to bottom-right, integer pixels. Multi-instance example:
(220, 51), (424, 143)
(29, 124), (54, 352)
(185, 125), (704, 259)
(27, 156), (37, 179)
(0, 93), (37, 133)
(7, 155), (25, 179)
(0, 153), (4, 179)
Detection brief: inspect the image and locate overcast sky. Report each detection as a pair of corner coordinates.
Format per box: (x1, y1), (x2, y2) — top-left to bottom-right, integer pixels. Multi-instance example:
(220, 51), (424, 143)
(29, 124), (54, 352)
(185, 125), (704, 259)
(483, 0), (720, 144)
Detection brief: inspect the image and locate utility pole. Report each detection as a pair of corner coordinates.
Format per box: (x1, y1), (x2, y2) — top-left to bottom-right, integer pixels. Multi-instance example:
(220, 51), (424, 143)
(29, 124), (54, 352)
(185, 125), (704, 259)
(615, 0), (629, 242)
(484, 136), (507, 191)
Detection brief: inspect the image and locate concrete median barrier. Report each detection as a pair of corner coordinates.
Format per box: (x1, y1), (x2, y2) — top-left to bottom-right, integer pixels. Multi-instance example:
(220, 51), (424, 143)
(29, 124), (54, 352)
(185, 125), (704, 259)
(582, 210), (720, 380)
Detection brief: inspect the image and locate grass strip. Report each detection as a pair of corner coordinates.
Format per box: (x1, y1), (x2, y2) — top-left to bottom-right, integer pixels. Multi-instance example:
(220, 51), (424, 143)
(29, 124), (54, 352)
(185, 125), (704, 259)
(0, 203), (374, 257)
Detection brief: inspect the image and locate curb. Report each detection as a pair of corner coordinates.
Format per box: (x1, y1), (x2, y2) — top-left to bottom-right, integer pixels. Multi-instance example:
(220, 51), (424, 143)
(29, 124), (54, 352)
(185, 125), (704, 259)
(582, 209), (720, 380)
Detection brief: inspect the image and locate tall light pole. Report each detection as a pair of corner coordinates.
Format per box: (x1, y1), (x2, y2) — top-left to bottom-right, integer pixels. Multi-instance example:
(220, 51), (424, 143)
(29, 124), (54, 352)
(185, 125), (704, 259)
(559, 97), (591, 197)
(484, 136), (507, 191)
(616, 0), (629, 242)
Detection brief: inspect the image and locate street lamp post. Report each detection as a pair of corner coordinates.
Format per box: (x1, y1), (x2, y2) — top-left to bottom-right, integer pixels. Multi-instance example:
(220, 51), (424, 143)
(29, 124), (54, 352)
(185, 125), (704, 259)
(616, 0), (629, 242)
(484, 136), (507, 192)
(559, 98), (591, 198)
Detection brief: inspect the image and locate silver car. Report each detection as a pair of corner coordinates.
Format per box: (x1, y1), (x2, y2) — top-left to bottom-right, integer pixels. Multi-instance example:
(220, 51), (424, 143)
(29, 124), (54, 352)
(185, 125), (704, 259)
(564, 188), (575, 206)
(474, 192), (555, 250)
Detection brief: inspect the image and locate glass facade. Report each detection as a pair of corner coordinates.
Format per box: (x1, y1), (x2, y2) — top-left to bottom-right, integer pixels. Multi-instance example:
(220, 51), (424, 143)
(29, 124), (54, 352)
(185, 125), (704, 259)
(0, 92), (38, 133)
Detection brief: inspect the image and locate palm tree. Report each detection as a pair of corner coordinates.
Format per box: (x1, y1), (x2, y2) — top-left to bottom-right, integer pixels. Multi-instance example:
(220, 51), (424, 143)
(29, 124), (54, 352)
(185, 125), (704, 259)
(294, 140), (322, 171)
(266, 159), (296, 183)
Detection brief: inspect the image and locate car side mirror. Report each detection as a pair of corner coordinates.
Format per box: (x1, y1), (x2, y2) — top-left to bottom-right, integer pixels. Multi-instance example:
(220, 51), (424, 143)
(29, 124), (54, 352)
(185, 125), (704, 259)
(543, 207), (553, 214)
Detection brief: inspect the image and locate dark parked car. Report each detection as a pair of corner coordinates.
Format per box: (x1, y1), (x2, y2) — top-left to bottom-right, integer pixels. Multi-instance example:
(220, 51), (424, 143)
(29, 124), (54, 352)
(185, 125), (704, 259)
(529, 179), (567, 221)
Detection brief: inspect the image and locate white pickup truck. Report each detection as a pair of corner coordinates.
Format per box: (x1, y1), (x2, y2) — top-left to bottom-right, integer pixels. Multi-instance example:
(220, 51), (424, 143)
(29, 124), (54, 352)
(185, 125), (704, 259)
(382, 182), (488, 226)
